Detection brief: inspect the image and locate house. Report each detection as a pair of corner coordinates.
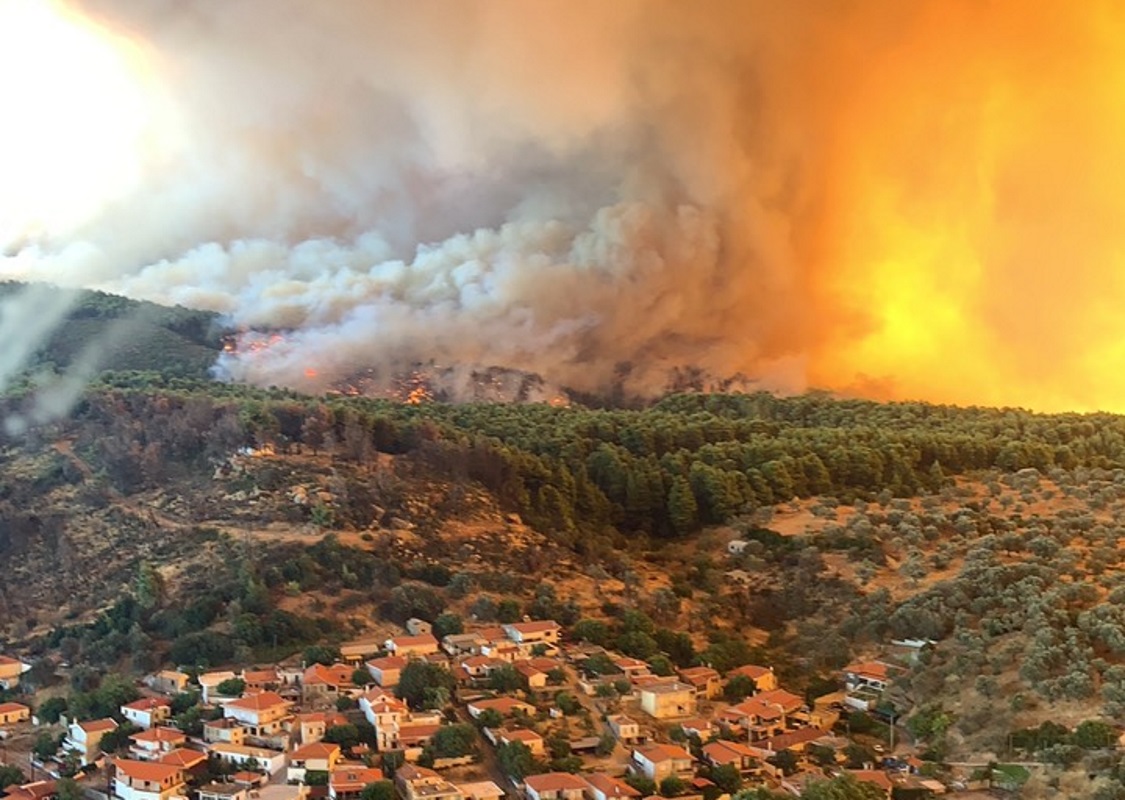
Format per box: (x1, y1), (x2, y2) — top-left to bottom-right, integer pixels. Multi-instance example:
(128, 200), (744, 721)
(678, 719), (712, 741)
(700, 741), (757, 773)
(514, 662), (549, 689)
(0, 656), (29, 690)
(499, 729), (545, 756)
(727, 539), (749, 556)
(395, 764), (463, 800)
(406, 619), (433, 636)
(296, 712), (348, 745)
(197, 783), (249, 800)
(396, 722), (442, 752)
(111, 758), (186, 800)
(503, 621), (561, 646)
(199, 671), (240, 704)
(630, 744), (694, 782)
(523, 773), (588, 800)
(456, 781), (504, 800)
(64, 717), (118, 764)
(159, 748), (208, 772)
(203, 718), (246, 746)
(207, 743), (288, 775)
(0, 702), (30, 725)
(302, 663), (359, 700)
(241, 668), (281, 694)
(329, 766), (384, 800)
(386, 635), (440, 658)
(677, 667), (721, 700)
(607, 715), (644, 745)
(121, 698), (172, 730)
(726, 665), (778, 693)
(340, 638), (385, 664)
(222, 691), (292, 738)
(129, 728), (187, 761)
(3, 780), (57, 800)
(287, 742), (342, 783)
(843, 662), (891, 693)
(580, 773), (641, 800)
(147, 671), (190, 696)
(442, 633), (489, 657)
(719, 690), (803, 742)
(365, 657), (406, 688)
(458, 656), (506, 682)
(466, 697), (535, 720)
(639, 682), (695, 719)
(358, 691), (408, 749)
(610, 657), (650, 680)
(844, 770), (894, 798)
(760, 727), (827, 754)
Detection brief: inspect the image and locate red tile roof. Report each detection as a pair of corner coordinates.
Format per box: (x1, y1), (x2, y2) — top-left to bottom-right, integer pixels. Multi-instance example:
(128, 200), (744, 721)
(123, 698), (170, 712)
(225, 691), (289, 711)
(79, 718), (118, 733)
(634, 744), (692, 763)
(291, 742), (341, 761)
(523, 773), (588, 793)
(0, 702), (29, 715)
(581, 774), (640, 798)
(330, 766), (383, 792)
(130, 727), (186, 743)
(113, 758), (184, 782)
(159, 749), (207, 769)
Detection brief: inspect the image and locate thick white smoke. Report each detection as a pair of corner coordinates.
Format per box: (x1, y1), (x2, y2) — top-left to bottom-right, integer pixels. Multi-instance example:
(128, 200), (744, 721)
(2, 0), (820, 398)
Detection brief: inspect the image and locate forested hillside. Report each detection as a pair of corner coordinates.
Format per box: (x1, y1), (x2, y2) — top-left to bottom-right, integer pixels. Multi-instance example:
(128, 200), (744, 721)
(8, 373), (1125, 768)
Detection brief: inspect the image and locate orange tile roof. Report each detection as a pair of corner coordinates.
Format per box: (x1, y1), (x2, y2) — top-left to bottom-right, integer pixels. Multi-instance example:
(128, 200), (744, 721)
(113, 758), (184, 782)
(0, 656), (21, 666)
(468, 697), (534, 714)
(130, 727), (186, 743)
(635, 744), (692, 763)
(225, 691), (289, 711)
(501, 729), (543, 744)
(523, 773), (588, 793)
(3, 781), (56, 800)
(79, 718), (118, 733)
(159, 749), (207, 768)
(755, 688), (804, 712)
(506, 621), (560, 634)
(366, 656), (407, 670)
(0, 702), (29, 715)
(848, 770), (894, 792)
(390, 634), (438, 648)
(123, 698), (170, 712)
(330, 766), (383, 791)
(729, 664), (772, 680)
(291, 742), (342, 761)
(581, 774), (640, 798)
(844, 661), (891, 681)
(701, 740), (756, 765)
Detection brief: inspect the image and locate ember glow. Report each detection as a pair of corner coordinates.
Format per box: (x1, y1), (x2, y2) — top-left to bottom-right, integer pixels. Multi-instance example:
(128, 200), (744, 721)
(5, 1), (1125, 411)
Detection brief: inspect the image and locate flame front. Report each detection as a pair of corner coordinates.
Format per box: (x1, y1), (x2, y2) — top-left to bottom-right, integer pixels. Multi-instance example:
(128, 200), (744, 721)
(804, 1), (1125, 412)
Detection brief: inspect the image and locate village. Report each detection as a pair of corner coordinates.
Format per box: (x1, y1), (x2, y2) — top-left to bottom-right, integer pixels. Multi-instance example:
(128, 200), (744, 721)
(0, 612), (976, 800)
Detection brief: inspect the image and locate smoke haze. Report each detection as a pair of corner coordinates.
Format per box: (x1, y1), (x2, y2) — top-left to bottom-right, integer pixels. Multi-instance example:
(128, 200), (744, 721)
(4, 0), (1125, 411)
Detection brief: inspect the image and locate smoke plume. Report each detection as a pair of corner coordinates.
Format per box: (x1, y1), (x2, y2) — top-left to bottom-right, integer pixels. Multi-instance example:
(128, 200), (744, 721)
(4, 0), (1125, 411)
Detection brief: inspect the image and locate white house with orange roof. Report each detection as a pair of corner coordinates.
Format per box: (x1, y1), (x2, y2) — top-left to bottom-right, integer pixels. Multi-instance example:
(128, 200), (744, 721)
(456, 781), (504, 800)
(111, 758), (186, 800)
(129, 728), (187, 761)
(122, 698), (172, 730)
(465, 697), (535, 720)
(523, 773), (587, 800)
(65, 718), (118, 764)
(222, 691), (292, 737)
(287, 741), (342, 783)
(630, 744), (694, 782)
(843, 661), (892, 693)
